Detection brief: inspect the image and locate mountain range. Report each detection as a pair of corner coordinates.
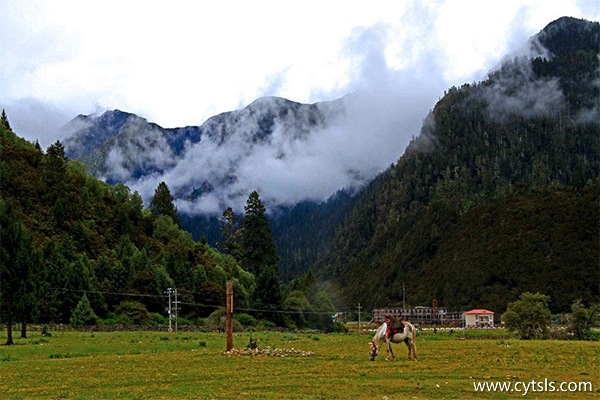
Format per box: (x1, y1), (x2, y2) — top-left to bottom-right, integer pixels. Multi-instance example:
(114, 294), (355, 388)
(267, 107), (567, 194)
(63, 16), (599, 313)
(63, 94), (408, 216)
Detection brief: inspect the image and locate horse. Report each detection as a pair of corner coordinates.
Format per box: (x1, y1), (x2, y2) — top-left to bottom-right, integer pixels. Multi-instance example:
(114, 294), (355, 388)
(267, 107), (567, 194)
(369, 320), (417, 361)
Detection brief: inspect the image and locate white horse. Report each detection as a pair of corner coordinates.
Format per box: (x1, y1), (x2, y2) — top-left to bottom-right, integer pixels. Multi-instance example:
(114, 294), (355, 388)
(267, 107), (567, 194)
(369, 320), (417, 361)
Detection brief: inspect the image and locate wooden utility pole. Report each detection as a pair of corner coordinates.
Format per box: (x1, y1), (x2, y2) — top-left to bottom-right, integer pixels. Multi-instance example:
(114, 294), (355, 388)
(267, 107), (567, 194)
(226, 281), (233, 351)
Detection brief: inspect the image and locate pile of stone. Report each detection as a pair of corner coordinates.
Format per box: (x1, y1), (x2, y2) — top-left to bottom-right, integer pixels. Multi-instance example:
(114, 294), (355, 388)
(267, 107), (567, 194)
(225, 346), (316, 357)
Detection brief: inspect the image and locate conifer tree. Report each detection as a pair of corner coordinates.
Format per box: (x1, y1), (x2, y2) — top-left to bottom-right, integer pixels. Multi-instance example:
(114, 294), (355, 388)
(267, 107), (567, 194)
(70, 293), (98, 326)
(1, 109), (11, 130)
(239, 191), (282, 324)
(240, 191), (278, 274)
(150, 181), (179, 225)
(218, 207), (241, 259)
(0, 199), (37, 344)
(253, 264), (283, 324)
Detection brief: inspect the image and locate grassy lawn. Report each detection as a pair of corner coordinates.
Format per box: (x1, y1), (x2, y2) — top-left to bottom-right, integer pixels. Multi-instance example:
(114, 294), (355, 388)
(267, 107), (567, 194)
(0, 328), (598, 399)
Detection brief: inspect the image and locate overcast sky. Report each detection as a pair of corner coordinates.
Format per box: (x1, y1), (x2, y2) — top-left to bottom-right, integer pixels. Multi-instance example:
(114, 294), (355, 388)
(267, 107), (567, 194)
(1, 0), (599, 147)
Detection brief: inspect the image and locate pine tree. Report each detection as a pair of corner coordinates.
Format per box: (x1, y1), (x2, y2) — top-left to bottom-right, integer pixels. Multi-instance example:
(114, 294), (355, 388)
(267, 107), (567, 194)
(240, 191), (278, 275)
(70, 293), (98, 326)
(150, 181), (179, 225)
(1, 109), (11, 130)
(240, 191), (283, 324)
(43, 141), (68, 205)
(218, 207), (241, 259)
(253, 264), (283, 324)
(0, 200), (37, 344)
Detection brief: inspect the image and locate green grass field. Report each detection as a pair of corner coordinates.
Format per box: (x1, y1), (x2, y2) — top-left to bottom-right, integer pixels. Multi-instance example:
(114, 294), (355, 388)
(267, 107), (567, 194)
(0, 328), (598, 399)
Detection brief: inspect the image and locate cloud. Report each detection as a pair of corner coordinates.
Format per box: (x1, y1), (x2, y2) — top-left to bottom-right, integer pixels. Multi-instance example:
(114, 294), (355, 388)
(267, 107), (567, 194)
(3, 1), (599, 215)
(4, 0), (599, 148)
(0, 98), (72, 147)
(118, 24), (450, 216)
(93, 5), (597, 216)
(104, 147), (132, 182)
(480, 53), (566, 122)
(576, 58), (600, 123)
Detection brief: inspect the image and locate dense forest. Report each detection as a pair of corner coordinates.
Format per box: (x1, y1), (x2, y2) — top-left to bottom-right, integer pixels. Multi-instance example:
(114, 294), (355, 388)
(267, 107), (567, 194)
(0, 120), (342, 344)
(313, 17), (599, 313)
(178, 190), (355, 283)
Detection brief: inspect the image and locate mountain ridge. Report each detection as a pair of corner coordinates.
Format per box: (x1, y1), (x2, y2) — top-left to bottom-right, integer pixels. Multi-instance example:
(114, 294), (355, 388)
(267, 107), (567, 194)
(63, 95), (350, 213)
(312, 16), (600, 313)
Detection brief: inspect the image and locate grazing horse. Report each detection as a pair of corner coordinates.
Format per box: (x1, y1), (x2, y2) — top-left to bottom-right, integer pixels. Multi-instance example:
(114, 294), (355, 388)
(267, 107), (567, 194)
(369, 320), (417, 361)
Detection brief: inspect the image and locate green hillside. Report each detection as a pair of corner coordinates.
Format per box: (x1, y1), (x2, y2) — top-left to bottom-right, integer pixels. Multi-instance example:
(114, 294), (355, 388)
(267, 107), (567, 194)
(0, 125), (251, 326)
(1, 122), (344, 338)
(315, 17), (600, 313)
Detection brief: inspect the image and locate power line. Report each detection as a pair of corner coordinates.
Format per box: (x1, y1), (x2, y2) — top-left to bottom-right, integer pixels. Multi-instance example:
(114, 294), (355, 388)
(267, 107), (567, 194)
(47, 286), (364, 316)
(48, 287), (166, 299)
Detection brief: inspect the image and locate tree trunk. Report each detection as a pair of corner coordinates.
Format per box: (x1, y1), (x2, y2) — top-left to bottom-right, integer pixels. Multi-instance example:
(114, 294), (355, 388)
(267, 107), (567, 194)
(20, 321), (27, 339)
(6, 318), (14, 345)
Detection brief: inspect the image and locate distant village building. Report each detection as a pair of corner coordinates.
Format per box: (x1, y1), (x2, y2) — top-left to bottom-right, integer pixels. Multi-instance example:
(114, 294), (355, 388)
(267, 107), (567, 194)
(463, 309), (494, 328)
(373, 306), (463, 326)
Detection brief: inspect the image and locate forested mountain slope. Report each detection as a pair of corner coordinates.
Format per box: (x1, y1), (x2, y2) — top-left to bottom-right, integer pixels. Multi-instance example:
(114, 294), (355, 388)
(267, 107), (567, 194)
(314, 17), (600, 313)
(0, 125), (252, 325)
(1, 122), (343, 333)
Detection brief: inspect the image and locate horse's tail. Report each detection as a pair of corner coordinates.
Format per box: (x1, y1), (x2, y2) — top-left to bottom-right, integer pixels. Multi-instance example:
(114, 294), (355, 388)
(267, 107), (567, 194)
(411, 323), (418, 359)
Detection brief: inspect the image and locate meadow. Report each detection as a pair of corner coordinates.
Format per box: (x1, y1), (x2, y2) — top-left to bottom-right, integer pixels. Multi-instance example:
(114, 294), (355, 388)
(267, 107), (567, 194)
(0, 328), (598, 399)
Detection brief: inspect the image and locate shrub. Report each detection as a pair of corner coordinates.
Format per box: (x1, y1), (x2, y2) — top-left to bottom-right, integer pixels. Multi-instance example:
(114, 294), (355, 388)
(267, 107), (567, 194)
(205, 308), (243, 332)
(150, 313), (168, 326)
(41, 325), (51, 337)
(503, 292), (551, 340)
(257, 320), (276, 330)
(176, 316), (193, 326)
(114, 301), (151, 325)
(234, 313), (258, 327)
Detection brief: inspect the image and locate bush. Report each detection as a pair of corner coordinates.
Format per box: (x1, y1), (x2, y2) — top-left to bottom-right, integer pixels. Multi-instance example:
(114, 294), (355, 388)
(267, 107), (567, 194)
(257, 320), (276, 330)
(331, 321), (348, 333)
(175, 316), (194, 326)
(41, 325), (51, 337)
(234, 313), (258, 327)
(150, 313), (168, 326)
(503, 292), (551, 340)
(205, 308), (243, 332)
(114, 301), (151, 325)
(284, 319), (298, 330)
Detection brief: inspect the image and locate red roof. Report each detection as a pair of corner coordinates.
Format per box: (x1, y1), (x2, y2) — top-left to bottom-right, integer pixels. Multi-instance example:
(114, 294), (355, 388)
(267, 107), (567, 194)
(464, 309), (494, 315)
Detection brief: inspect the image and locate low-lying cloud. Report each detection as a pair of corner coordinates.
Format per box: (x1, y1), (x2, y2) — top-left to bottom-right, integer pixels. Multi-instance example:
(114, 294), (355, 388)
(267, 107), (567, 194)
(480, 36), (567, 121)
(111, 25), (447, 216)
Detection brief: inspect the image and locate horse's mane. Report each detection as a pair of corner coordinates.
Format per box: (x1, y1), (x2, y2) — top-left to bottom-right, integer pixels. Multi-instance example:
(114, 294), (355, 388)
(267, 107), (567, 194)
(372, 321), (387, 345)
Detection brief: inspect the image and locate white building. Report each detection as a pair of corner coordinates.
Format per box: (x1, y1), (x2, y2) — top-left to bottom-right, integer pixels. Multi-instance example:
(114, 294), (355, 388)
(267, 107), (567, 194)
(463, 309), (494, 327)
